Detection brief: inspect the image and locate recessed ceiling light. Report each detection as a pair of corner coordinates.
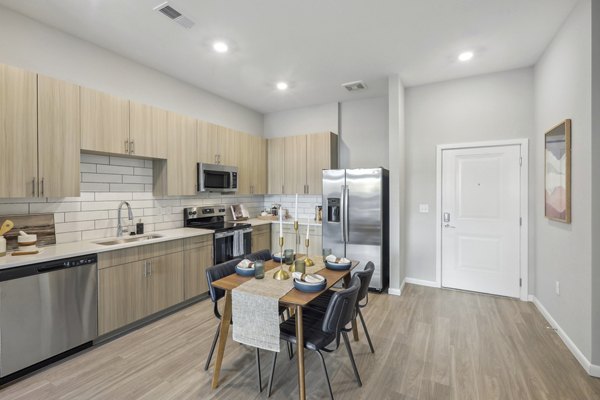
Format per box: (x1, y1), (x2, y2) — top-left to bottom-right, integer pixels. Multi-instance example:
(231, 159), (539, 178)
(458, 51), (474, 62)
(276, 82), (288, 91)
(213, 41), (229, 53)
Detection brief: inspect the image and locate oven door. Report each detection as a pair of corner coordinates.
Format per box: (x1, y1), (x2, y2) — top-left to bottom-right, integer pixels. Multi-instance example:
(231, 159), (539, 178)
(214, 231), (235, 264)
(242, 228), (252, 255)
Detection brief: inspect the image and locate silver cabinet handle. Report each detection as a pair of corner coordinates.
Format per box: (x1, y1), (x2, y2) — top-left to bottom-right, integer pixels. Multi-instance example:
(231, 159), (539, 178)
(124, 140), (129, 154)
(32, 177), (35, 197)
(41, 178), (44, 197)
(143, 261), (148, 277)
(130, 140), (134, 154)
(148, 260), (152, 277)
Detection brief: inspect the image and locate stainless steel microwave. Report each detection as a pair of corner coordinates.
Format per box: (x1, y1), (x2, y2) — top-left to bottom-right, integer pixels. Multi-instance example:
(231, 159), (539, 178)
(197, 163), (238, 193)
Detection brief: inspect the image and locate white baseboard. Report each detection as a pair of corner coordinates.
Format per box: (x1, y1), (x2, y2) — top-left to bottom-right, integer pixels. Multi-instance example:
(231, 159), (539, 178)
(404, 277), (440, 288)
(530, 295), (599, 377)
(388, 288), (401, 296)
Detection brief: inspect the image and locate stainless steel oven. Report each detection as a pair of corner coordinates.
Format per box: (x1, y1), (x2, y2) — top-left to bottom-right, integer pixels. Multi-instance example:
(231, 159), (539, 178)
(214, 228), (252, 264)
(197, 163), (238, 193)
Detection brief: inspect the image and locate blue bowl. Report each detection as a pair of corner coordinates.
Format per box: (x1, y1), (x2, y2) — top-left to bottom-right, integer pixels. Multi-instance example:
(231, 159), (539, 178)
(325, 261), (352, 271)
(272, 252), (293, 263)
(294, 278), (327, 293)
(235, 265), (255, 277)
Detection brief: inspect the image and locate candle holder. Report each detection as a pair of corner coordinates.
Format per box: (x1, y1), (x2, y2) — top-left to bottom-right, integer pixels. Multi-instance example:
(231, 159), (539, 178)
(304, 238), (314, 267)
(293, 220), (299, 258)
(273, 236), (290, 280)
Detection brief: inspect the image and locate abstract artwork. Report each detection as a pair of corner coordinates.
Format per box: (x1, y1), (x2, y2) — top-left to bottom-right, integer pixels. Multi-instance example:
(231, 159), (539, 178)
(545, 119), (571, 223)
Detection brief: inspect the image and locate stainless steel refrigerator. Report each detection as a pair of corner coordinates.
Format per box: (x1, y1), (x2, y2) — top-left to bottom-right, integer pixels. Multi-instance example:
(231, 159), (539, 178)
(322, 168), (389, 291)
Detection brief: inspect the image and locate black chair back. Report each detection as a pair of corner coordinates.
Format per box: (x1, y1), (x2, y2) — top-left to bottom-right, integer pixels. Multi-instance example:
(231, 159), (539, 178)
(355, 262), (375, 304)
(321, 275), (360, 336)
(246, 249), (272, 262)
(206, 258), (241, 318)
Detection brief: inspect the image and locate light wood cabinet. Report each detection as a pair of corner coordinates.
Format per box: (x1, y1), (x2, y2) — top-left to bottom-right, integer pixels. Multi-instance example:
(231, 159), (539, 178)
(0, 64), (38, 198)
(146, 252), (184, 314)
(251, 224), (271, 253)
(306, 132), (338, 195)
(98, 261), (146, 335)
(198, 121), (220, 164)
(249, 134), (267, 195)
(271, 223), (322, 257)
(37, 75), (81, 198)
(81, 87), (130, 154)
(129, 101), (168, 159)
(268, 137), (285, 194)
(163, 111), (197, 196)
(267, 132), (338, 195)
(183, 236), (213, 299)
(284, 135), (307, 195)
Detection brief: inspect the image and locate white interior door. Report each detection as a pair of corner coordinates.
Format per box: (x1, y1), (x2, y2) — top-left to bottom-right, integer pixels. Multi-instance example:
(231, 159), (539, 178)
(441, 145), (521, 297)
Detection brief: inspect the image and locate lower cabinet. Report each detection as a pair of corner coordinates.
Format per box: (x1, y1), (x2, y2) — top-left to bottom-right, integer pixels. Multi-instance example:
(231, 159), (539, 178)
(98, 236), (211, 336)
(183, 236), (214, 300)
(251, 224), (271, 253)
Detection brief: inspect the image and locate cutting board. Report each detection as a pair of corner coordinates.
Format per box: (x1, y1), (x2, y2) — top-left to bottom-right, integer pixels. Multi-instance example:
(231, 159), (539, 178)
(0, 214), (56, 251)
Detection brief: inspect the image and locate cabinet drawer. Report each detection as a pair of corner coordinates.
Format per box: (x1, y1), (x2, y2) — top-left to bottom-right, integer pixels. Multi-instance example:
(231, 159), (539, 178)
(139, 239), (183, 259)
(183, 234), (213, 250)
(98, 247), (140, 269)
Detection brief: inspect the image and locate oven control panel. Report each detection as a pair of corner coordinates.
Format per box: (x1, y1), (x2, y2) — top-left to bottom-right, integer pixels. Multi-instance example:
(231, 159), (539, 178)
(183, 206), (226, 220)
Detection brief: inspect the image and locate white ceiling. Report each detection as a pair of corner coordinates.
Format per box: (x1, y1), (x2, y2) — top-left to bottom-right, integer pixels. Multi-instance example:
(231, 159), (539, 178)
(0, 0), (578, 113)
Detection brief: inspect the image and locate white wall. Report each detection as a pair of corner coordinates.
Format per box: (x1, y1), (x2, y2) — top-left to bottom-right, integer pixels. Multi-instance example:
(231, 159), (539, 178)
(388, 75), (406, 292)
(339, 97), (389, 169)
(592, 0), (600, 368)
(0, 6), (263, 135)
(263, 102), (338, 138)
(535, 0), (593, 362)
(404, 68), (535, 285)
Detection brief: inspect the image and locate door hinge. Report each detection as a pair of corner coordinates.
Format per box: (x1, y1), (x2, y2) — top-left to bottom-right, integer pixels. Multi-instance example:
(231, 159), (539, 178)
(519, 278), (522, 287)
(519, 156), (522, 166)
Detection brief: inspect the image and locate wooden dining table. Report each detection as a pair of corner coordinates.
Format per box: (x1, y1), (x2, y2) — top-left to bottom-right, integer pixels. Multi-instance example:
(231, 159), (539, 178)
(210, 258), (360, 400)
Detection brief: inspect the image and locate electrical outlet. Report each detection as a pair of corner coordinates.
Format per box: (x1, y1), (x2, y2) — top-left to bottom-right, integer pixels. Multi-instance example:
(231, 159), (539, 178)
(419, 204), (429, 213)
(555, 281), (560, 296)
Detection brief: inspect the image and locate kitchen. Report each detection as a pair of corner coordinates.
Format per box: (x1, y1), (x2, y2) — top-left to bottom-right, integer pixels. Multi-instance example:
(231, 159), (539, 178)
(1, 1), (600, 400)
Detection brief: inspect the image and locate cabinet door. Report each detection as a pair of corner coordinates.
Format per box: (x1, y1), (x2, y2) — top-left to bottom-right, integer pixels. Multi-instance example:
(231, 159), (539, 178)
(249, 135), (267, 195)
(251, 225), (271, 253)
(267, 137), (285, 194)
(236, 131), (251, 194)
(146, 252), (184, 314)
(198, 120), (220, 164)
(81, 87), (129, 154)
(167, 112), (197, 196)
(37, 75), (81, 198)
(220, 127), (240, 167)
(284, 135), (307, 194)
(130, 101), (167, 159)
(184, 243), (213, 299)
(98, 261), (146, 335)
(306, 132), (338, 195)
(0, 64), (37, 198)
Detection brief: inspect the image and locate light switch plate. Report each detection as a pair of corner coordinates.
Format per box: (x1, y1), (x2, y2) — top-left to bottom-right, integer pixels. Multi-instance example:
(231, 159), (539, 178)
(419, 204), (429, 213)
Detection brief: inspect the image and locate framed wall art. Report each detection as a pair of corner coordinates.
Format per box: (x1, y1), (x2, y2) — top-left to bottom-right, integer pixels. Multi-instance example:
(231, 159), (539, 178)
(544, 119), (571, 223)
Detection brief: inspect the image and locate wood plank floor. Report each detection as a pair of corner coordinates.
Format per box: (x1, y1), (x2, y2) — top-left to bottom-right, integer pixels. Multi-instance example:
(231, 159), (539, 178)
(1, 284), (599, 400)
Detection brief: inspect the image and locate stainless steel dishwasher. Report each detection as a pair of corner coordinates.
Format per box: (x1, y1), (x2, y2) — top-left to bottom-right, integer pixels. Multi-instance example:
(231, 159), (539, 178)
(0, 254), (98, 381)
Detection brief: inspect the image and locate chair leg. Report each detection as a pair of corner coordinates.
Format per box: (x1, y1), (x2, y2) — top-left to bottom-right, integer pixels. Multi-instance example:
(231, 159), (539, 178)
(316, 350), (334, 400)
(256, 348), (262, 392)
(342, 331), (362, 387)
(288, 343), (294, 359)
(357, 308), (375, 353)
(204, 324), (220, 371)
(267, 351), (278, 397)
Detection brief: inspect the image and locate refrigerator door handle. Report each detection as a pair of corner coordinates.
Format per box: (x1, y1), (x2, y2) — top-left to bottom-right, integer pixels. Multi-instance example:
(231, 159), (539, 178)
(340, 185), (346, 242)
(345, 186), (350, 242)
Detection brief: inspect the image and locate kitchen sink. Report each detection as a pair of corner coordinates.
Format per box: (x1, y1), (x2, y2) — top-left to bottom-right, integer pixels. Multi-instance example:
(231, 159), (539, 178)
(94, 234), (164, 246)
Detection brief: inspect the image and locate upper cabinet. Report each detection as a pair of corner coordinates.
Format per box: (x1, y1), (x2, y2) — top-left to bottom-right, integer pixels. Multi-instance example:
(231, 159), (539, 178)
(267, 132), (338, 195)
(129, 102), (168, 159)
(163, 111), (197, 196)
(81, 87), (130, 155)
(0, 65), (38, 198)
(37, 75), (81, 198)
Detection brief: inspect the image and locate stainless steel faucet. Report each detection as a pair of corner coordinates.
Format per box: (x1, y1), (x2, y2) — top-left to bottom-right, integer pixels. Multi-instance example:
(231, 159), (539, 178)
(116, 201), (134, 237)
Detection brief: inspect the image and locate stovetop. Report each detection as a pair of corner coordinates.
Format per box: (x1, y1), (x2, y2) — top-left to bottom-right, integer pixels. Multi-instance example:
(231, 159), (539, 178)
(183, 206), (251, 232)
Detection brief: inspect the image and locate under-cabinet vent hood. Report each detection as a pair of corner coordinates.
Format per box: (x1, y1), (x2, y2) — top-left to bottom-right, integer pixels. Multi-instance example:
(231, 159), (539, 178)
(153, 2), (195, 29)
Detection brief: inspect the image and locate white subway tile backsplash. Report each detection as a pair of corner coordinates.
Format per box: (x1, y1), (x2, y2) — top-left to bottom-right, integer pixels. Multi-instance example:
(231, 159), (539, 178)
(94, 192), (133, 201)
(132, 192), (155, 200)
(129, 200), (155, 209)
(123, 175), (153, 184)
(109, 156), (145, 168)
(134, 167), (153, 176)
(81, 228), (114, 240)
(81, 183), (110, 192)
(144, 185), (153, 192)
(110, 183), (145, 192)
(55, 221), (95, 233)
(97, 164), (134, 175)
(30, 202), (80, 213)
(80, 153), (109, 165)
(54, 213), (65, 223)
(81, 201), (123, 211)
(56, 231), (82, 243)
(0, 203), (29, 214)
(145, 160), (153, 168)
(81, 173), (122, 183)
(80, 163), (97, 173)
(65, 211), (109, 222)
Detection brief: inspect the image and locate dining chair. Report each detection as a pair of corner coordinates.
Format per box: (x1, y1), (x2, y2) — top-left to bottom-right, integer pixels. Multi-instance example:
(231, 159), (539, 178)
(267, 275), (362, 400)
(306, 261), (376, 353)
(205, 258), (264, 391)
(246, 249), (272, 262)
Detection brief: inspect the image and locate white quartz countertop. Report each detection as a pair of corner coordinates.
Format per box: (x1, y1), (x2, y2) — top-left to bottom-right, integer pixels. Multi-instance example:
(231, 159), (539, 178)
(0, 227), (213, 271)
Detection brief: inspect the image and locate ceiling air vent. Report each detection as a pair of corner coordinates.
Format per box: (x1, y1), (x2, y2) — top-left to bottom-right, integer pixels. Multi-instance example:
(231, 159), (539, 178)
(154, 2), (195, 29)
(342, 80), (368, 92)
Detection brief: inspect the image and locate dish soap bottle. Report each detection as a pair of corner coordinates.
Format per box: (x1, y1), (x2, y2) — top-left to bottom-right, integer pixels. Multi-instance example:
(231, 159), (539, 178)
(136, 219), (144, 235)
